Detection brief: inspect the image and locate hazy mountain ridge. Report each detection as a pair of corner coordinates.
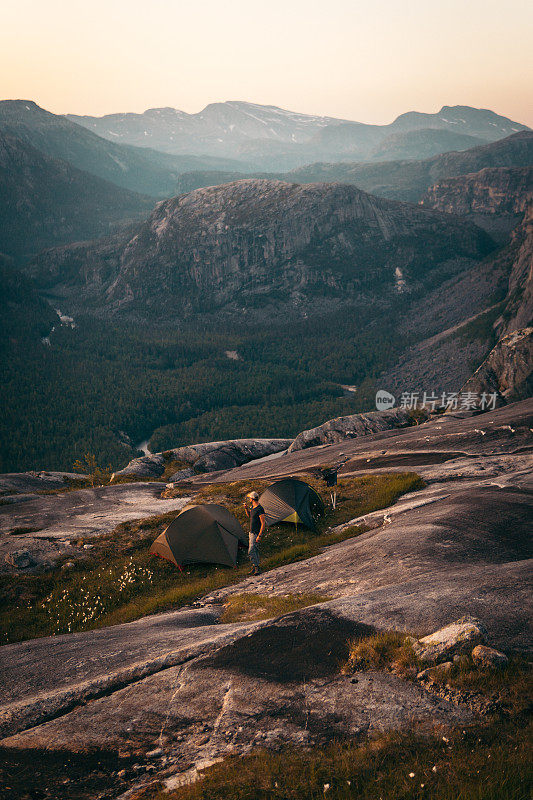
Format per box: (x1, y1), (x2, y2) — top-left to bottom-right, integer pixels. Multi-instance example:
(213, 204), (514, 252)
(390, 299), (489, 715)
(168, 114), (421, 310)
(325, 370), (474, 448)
(0, 100), (247, 196)
(172, 132), (533, 203)
(0, 132), (154, 261)
(66, 101), (529, 168)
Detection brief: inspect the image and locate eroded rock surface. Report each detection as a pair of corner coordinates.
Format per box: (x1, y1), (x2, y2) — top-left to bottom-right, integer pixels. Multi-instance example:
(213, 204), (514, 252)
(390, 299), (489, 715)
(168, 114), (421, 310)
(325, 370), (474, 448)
(460, 327), (533, 403)
(413, 617), (488, 662)
(0, 400), (531, 797)
(0, 482), (191, 573)
(288, 407), (421, 452)
(113, 438), (292, 480)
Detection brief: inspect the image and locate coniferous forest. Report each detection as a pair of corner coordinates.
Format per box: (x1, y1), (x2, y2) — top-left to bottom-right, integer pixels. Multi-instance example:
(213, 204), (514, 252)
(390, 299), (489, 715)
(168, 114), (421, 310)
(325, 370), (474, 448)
(1, 291), (408, 472)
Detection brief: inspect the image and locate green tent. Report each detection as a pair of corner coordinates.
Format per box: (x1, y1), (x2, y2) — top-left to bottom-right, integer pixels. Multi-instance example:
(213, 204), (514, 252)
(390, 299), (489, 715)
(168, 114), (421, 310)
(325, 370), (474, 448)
(259, 478), (324, 530)
(150, 504), (247, 568)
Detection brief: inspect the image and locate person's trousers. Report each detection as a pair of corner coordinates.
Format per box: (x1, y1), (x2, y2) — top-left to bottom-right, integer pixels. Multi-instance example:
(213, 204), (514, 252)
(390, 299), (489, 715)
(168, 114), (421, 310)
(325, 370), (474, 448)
(248, 532), (260, 567)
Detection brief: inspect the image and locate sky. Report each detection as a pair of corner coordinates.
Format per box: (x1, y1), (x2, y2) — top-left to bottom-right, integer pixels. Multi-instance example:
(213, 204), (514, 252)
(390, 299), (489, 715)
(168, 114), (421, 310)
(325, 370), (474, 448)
(2, 0), (532, 126)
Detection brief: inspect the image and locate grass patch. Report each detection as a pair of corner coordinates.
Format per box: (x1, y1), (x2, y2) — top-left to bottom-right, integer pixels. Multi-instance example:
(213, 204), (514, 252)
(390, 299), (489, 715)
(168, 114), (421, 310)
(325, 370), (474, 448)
(343, 630), (419, 676)
(145, 717), (532, 800)
(1, 473), (422, 644)
(161, 458), (191, 481)
(219, 592), (329, 623)
(421, 655), (533, 717)
(8, 526), (43, 536)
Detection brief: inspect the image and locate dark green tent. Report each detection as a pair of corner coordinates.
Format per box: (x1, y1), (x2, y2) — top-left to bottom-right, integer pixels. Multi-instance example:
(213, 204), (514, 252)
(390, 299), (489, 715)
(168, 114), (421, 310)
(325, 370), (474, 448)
(259, 478), (324, 530)
(150, 504), (247, 568)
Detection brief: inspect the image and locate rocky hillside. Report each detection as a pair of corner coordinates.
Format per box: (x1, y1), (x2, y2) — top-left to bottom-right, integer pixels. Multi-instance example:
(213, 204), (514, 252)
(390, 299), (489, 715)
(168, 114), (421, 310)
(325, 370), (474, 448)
(28, 179), (494, 318)
(0, 133), (153, 262)
(460, 327), (533, 403)
(421, 166), (533, 237)
(0, 400), (531, 798)
(500, 201), (533, 333)
(172, 131), (533, 201)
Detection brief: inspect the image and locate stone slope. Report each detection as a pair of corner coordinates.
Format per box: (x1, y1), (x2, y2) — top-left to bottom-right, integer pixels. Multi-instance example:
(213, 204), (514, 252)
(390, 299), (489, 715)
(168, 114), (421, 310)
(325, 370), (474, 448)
(0, 400), (531, 795)
(0, 483), (191, 574)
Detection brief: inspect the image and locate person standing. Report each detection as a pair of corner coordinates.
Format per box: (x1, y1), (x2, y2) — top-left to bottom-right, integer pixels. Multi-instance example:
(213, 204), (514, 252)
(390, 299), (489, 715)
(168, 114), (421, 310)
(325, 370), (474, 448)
(243, 491), (266, 575)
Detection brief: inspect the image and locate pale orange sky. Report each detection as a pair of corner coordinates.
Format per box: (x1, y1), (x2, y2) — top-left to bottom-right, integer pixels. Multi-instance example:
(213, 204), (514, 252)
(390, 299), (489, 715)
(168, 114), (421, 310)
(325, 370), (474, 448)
(2, 0), (532, 126)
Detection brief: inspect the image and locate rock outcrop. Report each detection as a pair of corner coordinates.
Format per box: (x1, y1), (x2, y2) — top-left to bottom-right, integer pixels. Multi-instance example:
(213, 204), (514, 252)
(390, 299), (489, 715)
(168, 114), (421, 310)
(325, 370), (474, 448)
(0, 471), (89, 497)
(413, 617), (488, 663)
(471, 644), (509, 668)
(460, 327), (533, 404)
(29, 179), (494, 318)
(421, 166), (533, 237)
(113, 438), (291, 480)
(288, 407), (423, 452)
(501, 201), (533, 333)
(0, 400), (531, 796)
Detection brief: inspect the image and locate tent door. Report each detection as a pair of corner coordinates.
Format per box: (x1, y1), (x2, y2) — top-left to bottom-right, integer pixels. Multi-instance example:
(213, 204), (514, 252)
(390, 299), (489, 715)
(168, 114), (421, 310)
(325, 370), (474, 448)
(283, 511), (301, 524)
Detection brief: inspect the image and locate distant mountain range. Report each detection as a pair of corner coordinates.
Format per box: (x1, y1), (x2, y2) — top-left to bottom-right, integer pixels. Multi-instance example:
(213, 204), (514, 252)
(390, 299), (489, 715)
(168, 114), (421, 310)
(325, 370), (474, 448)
(28, 179), (494, 319)
(0, 100), (246, 197)
(67, 101), (530, 169)
(0, 133), (153, 261)
(175, 131), (533, 205)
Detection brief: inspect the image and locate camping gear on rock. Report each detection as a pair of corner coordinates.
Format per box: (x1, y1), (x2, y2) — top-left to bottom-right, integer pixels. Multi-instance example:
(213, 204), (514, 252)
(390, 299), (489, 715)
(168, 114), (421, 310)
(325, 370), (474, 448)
(259, 478), (324, 530)
(150, 504), (247, 568)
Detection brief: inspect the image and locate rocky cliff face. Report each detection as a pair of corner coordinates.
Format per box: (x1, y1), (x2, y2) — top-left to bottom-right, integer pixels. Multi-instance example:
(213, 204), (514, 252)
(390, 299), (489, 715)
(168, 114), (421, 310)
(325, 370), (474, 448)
(421, 166), (533, 237)
(460, 327), (533, 403)
(29, 179), (494, 318)
(502, 202), (533, 333)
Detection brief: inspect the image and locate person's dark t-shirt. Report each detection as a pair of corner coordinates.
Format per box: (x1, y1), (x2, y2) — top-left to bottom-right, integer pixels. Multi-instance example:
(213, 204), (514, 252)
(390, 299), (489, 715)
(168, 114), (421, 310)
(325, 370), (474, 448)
(250, 504), (265, 535)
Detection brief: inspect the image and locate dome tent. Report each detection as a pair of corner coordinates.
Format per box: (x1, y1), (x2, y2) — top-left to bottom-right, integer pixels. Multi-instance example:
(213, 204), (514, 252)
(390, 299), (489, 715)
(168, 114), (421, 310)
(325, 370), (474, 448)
(150, 504), (247, 568)
(259, 478), (324, 530)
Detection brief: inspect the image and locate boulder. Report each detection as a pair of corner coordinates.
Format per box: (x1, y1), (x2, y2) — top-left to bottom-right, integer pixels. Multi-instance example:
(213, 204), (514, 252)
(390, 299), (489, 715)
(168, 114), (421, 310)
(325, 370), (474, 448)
(112, 454), (165, 480)
(288, 408), (424, 453)
(167, 468), (195, 483)
(191, 440), (291, 473)
(113, 439), (291, 480)
(413, 616), (488, 663)
(471, 644), (509, 669)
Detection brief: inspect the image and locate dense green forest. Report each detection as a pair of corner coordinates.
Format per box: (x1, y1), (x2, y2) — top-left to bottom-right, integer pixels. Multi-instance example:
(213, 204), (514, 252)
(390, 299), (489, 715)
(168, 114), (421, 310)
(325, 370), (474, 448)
(1, 293), (410, 472)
